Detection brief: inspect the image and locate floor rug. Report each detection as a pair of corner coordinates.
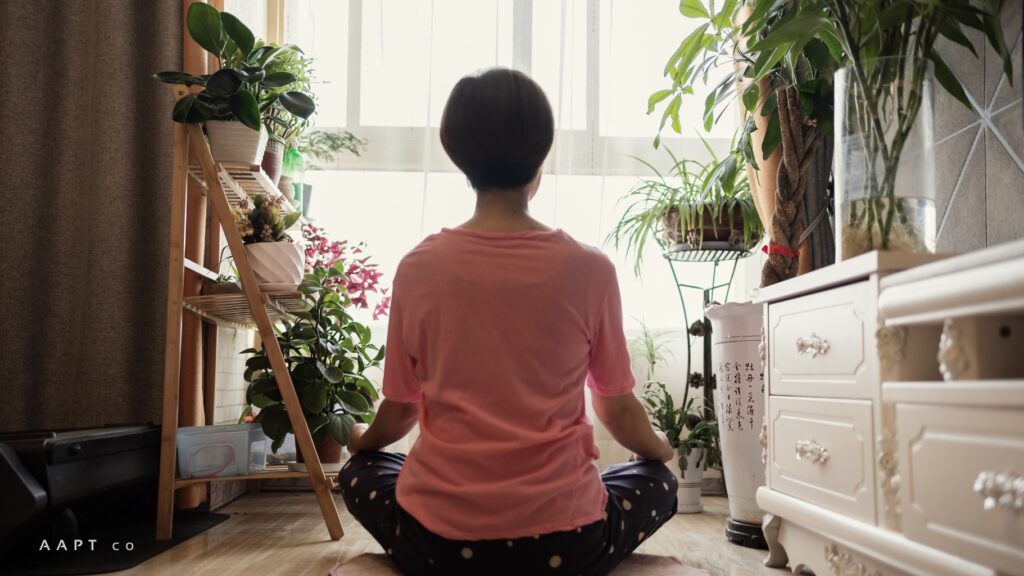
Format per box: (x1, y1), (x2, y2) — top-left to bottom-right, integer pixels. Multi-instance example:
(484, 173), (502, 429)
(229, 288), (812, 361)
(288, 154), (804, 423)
(330, 552), (711, 575)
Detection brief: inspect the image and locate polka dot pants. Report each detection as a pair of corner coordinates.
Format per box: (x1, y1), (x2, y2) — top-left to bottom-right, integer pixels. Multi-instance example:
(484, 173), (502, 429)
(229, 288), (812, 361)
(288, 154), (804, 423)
(339, 451), (678, 576)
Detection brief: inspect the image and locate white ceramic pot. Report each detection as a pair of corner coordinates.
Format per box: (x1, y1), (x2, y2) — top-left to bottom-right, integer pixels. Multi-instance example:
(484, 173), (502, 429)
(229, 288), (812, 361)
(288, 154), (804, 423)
(245, 242), (304, 288)
(205, 120), (268, 165)
(706, 302), (766, 526)
(668, 447), (705, 514)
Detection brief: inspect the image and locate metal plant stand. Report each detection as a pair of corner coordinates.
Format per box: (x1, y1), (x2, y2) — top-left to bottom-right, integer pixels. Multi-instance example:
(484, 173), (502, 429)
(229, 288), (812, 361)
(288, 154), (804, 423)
(661, 242), (765, 549)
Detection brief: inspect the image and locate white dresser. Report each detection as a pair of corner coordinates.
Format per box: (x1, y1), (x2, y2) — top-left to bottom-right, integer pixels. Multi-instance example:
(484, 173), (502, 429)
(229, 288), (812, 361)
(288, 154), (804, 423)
(754, 242), (1024, 576)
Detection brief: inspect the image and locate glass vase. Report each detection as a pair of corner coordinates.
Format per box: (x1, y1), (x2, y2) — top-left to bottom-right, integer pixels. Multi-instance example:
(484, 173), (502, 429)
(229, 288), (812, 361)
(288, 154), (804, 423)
(834, 58), (936, 261)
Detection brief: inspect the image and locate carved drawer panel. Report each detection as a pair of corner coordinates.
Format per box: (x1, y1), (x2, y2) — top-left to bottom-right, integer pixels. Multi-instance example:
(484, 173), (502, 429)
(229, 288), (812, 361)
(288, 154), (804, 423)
(768, 281), (875, 399)
(769, 396), (876, 523)
(897, 403), (1024, 574)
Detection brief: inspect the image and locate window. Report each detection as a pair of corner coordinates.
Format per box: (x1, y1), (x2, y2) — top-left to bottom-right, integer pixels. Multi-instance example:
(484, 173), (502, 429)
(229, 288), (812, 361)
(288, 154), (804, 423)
(224, 1), (752, 327)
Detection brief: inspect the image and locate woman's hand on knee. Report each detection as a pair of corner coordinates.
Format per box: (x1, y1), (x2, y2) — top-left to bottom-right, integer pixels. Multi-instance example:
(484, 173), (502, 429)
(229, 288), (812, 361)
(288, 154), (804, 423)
(347, 423), (370, 454)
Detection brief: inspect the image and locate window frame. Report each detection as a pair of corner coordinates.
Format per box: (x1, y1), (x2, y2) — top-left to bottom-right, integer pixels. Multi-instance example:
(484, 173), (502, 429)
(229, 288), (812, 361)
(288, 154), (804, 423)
(276, 0), (731, 176)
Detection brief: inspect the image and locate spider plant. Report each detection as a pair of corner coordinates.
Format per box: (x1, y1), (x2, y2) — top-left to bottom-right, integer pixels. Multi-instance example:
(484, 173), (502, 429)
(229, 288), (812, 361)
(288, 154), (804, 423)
(608, 136), (762, 276)
(628, 320), (675, 383)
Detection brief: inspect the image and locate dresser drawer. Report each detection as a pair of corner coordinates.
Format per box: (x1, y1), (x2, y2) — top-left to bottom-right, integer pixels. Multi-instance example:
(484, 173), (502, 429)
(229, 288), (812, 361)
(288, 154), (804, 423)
(769, 396), (875, 523)
(897, 403), (1024, 574)
(768, 281), (875, 398)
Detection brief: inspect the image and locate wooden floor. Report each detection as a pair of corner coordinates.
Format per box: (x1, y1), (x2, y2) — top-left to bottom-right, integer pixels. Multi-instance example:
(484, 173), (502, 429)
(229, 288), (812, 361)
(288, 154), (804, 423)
(119, 494), (785, 575)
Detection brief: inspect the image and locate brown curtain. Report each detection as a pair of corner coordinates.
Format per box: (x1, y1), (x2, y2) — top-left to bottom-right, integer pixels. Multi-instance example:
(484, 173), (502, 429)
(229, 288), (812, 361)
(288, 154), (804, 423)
(0, 1), (181, 432)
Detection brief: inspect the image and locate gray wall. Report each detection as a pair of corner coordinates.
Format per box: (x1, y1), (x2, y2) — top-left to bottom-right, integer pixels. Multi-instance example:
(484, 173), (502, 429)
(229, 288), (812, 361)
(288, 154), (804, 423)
(934, 1), (1024, 252)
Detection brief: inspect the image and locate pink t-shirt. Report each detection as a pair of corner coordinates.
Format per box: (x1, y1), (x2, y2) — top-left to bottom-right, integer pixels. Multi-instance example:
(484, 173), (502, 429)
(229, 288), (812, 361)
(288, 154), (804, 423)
(382, 227), (635, 541)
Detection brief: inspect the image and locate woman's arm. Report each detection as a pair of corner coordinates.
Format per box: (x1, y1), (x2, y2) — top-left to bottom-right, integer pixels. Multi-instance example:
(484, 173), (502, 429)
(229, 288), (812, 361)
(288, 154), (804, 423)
(347, 399), (419, 453)
(592, 392), (674, 462)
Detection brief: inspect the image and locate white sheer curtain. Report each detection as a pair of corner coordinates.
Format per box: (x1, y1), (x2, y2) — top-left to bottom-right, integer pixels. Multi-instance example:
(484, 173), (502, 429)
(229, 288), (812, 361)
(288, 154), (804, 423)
(278, 0), (754, 465)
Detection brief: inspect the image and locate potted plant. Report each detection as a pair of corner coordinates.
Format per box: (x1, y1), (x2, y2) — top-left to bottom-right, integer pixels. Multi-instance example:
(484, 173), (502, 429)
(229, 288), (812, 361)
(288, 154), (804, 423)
(641, 381), (721, 514)
(608, 139), (762, 276)
(240, 263), (383, 470)
(259, 43), (318, 185)
(154, 3), (315, 165)
(233, 194), (303, 288)
(649, 0), (840, 281)
(281, 129), (369, 214)
(302, 223), (390, 319)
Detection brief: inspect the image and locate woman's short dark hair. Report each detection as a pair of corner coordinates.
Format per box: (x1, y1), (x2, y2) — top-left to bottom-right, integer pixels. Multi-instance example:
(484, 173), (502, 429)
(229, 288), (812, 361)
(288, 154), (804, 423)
(440, 68), (554, 191)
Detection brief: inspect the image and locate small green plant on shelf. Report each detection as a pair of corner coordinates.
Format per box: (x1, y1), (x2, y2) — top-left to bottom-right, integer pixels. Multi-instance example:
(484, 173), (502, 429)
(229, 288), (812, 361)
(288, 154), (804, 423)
(240, 263), (384, 452)
(608, 136), (762, 276)
(233, 194), (301, 245)
(153, 3), (315, 131)
(641, 381), (721, 475)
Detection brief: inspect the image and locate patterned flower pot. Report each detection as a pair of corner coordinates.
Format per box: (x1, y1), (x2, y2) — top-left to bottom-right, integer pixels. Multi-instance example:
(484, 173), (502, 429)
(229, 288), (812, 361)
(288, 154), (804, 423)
(205, 120), (268, 165)
(261, 139), (285, 186)
(244, 242), (304, 288)
(668, 447), (705, 514)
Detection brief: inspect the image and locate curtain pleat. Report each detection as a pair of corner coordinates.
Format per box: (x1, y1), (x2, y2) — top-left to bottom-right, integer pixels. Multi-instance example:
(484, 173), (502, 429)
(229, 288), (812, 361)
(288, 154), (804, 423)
(0, 1), (182, 431)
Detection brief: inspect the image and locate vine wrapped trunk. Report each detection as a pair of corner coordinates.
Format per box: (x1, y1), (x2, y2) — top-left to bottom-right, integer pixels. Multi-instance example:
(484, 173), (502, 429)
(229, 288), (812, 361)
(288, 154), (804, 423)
(761, 86), (822, 287)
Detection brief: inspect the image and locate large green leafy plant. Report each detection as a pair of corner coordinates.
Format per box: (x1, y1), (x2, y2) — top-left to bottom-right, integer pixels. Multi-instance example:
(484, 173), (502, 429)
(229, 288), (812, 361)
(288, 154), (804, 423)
(241, 264), (384, 452)
(608, 136), (761, 276)
(154, 3), (315, 131)
(641, 381), (721, 474)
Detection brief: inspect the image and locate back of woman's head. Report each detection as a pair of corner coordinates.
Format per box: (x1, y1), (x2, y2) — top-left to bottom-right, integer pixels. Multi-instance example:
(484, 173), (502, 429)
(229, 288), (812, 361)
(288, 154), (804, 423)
(440, 68), (554, 192)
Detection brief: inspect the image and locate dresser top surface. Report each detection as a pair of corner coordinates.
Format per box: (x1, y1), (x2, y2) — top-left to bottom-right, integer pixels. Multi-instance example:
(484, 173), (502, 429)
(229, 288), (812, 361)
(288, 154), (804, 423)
(753, 251), (947, 304)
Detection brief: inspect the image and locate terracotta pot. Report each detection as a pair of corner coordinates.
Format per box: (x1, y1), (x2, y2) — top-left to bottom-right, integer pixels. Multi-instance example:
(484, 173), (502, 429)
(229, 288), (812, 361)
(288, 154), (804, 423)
(297, 434), (343, 465)
(663, 205), (760, 249)
(244, 242), (304, 287)
(261, 139), (285, 186)
(205, 120), (268, 165)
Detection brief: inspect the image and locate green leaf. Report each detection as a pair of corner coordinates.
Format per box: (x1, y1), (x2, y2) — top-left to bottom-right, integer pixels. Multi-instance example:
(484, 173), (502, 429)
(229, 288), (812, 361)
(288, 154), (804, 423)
(647, 89), (673, 114)
(228, 90), (261, 131)
(761, 109), (781, 161)
(300, 383), (328, 414)
(929, 50), (973, 110)
(741, 82), (759, 112)
(186, 2), (225, 58)
(279, 91), (316, 119)
(220, 12), (255, 58)
(338, 390), (371, 415)
(322, 365), (345, 384)
(980, 5), (1012, 82)
(326, 413), (355, 446)
(938, 16), (978, 58)
(753, 16), (827, 52)
(171, 94), (207, 124)
(679, 0), (709, 19)
(262, 71), (297, 88)
(205, 68), (242, 96)
(153, 71), (205, 87)
(256, 405), (291, 440)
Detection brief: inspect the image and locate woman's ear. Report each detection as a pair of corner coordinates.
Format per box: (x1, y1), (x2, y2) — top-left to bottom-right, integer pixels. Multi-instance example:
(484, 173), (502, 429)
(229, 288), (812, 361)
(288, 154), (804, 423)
(527, 168), (543, 201)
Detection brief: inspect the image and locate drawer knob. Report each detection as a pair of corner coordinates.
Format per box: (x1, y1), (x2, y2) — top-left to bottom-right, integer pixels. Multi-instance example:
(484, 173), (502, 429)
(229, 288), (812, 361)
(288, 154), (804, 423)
(795, 439), (830, 464)
(973, 471), (1024, 512)
(796, 333), (831, 358)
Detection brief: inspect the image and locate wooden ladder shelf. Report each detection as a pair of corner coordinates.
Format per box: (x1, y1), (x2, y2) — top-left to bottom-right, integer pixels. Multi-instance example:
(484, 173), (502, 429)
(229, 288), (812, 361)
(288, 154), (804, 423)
(156, 88), (343, 541)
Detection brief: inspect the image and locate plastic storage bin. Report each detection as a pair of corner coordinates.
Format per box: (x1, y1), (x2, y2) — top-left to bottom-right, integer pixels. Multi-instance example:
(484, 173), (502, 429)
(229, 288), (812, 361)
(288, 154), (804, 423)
(176, 423), (268, 479)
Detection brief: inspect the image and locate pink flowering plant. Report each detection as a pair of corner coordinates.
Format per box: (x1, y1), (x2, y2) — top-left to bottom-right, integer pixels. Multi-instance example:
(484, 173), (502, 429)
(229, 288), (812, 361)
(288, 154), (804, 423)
(302, 223), (390, 319)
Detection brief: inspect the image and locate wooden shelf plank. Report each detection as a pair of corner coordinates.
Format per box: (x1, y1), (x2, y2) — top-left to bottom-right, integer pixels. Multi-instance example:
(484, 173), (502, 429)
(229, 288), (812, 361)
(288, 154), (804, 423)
(174, 466), (339, 488)
(184, 257), (220, 282)
(183, 291), (306, 328)
(188, 162), (284, 208)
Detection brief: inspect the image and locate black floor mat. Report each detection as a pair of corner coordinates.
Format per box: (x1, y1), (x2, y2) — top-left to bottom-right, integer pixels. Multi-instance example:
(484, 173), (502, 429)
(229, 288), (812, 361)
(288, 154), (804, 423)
(1, 510), (228, 576)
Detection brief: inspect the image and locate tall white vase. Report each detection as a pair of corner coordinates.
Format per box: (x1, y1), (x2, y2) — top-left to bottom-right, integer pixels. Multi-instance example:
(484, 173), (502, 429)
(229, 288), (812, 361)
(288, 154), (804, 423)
(706, 301), (767, 548)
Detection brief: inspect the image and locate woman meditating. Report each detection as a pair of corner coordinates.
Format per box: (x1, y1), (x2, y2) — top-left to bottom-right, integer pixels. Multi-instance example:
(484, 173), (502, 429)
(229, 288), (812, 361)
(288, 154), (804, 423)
(339, 68), (677, 576)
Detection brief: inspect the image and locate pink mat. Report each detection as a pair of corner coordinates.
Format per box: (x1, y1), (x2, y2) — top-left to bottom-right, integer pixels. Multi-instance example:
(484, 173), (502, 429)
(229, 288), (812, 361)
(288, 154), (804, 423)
(330, 552), (710, 575)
